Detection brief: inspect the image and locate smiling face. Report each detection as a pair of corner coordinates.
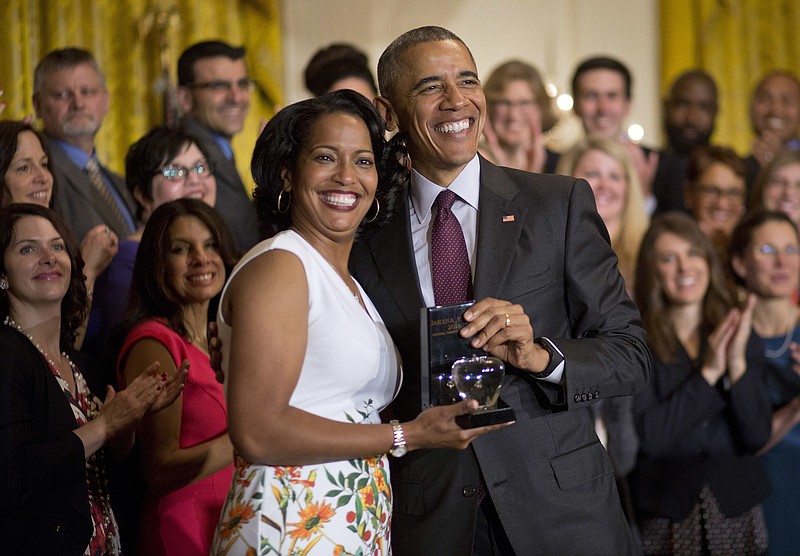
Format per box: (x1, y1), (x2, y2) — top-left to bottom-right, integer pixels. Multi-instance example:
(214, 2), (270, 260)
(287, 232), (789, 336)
(733, 220), (800, 299)
(654, 231), (710, 307)
(3, 131), (53, 207)
(386, 39), (485, 186)
(574, 69), (630, 139)
(687, 162), (746, 237)
(2, 215), (71, 312)
(488, 79), (538, 149)
(180, 57), (250, 139)
(139, 142), (217, 220)
(572, 149), (627, 232)
(750, 74), (800, 143)
(34, 63), (109, 143)
(165, 215), (225, 306)
(762, 162), (800, 226)
(288, 112), (378, 243)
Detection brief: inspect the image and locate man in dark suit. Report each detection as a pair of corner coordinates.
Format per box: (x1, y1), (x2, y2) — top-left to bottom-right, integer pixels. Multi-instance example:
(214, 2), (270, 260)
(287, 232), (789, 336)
(33, 48), (137, 242)
(350, 27), (651, 555)
(653, 70), (719, 215)
(176, 41), (260, 252)
(570, 56), (659, 214)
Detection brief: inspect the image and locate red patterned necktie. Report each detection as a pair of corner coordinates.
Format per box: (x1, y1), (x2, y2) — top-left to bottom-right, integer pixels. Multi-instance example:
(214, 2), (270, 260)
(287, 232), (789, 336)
(431, 189), (473, 305)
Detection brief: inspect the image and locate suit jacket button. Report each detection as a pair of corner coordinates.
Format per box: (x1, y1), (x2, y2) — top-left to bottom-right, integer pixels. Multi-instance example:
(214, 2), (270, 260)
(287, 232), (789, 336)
(580, 393), (588, 402)
(593, 392), (599, 399)
(462, 486), (477, 497)
(574, 394), (581, 402)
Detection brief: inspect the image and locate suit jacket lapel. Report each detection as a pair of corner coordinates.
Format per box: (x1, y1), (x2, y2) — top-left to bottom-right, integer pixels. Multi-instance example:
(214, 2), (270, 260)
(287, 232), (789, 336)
(183, 118), (244, 192)
(366, 196), (424, 321)
(473, 157), (528, 300)
(49, 142), (120, 223)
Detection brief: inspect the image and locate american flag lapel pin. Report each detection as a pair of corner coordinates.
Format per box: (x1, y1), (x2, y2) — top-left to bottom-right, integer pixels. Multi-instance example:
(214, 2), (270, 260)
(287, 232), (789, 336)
(502, 214), (515, 222)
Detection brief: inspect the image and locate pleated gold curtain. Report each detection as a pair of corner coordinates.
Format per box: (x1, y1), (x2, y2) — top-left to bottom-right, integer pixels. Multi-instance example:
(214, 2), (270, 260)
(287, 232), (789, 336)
(661, 0), (800, 155)
(0, 0), (282, 193)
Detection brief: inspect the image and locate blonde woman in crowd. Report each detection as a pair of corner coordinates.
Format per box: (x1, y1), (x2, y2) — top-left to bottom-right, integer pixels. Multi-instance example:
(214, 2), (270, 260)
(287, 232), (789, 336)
(557, 135), (649, 293)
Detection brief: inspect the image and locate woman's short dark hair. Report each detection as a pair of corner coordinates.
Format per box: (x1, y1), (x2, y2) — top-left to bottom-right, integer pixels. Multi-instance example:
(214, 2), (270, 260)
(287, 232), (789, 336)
(304, 43), (377, 97)
(125, 125), (213, 221)
(0, 203), (86, 349)
(125, 199), (237, 337)
(251, 89), (408, 238)
(0, 120), (56, 208)
(728, 208), (800, 287)
(635, 211), (731, 362)
(685, 144), (747, 185)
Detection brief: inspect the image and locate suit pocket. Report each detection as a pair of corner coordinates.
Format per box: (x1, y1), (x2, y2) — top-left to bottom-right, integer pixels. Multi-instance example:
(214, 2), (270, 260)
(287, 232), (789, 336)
(392, 478), (426, 516)
(504, 266), (553, 301)
(550, 442), (614, 490)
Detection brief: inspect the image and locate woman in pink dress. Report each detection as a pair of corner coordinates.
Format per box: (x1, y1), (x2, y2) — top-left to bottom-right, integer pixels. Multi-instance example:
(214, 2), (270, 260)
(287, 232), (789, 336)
(117, 199), (237, 555)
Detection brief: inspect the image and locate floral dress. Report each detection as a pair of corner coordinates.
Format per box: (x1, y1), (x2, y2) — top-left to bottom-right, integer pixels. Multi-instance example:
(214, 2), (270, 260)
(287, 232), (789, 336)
(211, 231), (402, 556)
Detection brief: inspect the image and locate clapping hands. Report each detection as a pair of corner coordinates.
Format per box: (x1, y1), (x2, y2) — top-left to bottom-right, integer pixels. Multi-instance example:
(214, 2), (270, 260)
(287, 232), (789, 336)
(702, 294), (756, 386)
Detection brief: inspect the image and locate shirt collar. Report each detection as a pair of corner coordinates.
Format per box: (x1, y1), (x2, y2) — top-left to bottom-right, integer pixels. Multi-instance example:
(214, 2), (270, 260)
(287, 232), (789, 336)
(50, 137), (94, 169)
(410, 155), (480, 224)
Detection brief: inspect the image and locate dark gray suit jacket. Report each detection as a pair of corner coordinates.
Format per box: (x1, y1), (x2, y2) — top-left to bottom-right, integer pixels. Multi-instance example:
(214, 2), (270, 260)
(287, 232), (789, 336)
(46, 138), (136, 241)
(182, 118), (260, 253)
(350, 158), (651, 555)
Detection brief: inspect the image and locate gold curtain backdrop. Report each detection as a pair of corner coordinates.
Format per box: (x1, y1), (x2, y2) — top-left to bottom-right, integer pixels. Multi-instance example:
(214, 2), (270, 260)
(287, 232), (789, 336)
(0, 0), (282, 194)
(661, 0), (800, 155)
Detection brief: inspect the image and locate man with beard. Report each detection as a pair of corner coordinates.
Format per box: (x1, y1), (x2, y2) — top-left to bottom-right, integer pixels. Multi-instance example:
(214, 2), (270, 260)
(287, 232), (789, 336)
(176, 41), (260, 252)
(653, 70), (719, 214)
(33, 48), (137, 241)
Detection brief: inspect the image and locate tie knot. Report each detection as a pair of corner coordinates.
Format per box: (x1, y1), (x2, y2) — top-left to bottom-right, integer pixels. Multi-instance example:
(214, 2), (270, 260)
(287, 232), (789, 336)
(434, 189), (458, 212)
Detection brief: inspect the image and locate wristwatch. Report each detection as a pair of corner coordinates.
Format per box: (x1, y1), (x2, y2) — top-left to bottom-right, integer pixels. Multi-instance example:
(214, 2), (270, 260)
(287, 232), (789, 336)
(533, 336), (564, 378)
(389, 420), (407, 457)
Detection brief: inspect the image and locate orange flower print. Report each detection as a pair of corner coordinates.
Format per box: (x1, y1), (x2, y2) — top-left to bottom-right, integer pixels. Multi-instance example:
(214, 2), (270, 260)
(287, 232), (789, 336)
(219, 502), (256, 539)
(286, 501), (336, 540)
(358, 485), (375, 508)
(334, 545), (345, 556)
(275, 466), (300, 479)
(372, 467), (389, 495)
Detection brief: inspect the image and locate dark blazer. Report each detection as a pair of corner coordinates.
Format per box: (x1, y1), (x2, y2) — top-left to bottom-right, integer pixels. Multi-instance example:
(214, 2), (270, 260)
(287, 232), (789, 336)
(631, 335), (772, 522)
(181, 118), (260, 253)
(0, 327), (93, 555)
(350, 157), (651, 555)
(46, 138), (137, 241)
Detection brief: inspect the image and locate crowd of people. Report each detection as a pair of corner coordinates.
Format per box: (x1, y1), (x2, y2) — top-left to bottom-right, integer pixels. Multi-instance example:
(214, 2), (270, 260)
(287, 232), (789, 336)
(1, 23), (799, 556)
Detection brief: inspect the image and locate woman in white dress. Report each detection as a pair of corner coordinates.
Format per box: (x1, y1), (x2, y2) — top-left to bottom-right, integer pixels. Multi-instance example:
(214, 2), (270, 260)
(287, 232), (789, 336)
(211, 90), (505, 556)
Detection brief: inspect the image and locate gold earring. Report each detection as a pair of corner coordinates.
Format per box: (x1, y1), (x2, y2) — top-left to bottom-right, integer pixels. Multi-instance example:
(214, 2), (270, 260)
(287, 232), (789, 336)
(277, 189), (291, 214)
(364, 198), (380, 223)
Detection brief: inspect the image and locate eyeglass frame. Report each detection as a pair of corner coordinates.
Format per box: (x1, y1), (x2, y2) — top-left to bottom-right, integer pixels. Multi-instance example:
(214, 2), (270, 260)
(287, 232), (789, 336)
(751, 243), (800, 258)
(696, 184), (745, 201)
(185, 78), (255, 94)
(153, 161), (215, 182)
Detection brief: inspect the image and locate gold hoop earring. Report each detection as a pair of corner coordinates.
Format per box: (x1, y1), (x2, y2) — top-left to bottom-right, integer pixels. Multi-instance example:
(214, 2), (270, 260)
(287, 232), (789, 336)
(364, 198), (380, 223)
(277, 189), (291, 214)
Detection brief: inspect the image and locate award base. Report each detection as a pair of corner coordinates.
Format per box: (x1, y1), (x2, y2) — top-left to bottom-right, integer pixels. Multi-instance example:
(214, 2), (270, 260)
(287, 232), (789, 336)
(456, 400), (516, 429)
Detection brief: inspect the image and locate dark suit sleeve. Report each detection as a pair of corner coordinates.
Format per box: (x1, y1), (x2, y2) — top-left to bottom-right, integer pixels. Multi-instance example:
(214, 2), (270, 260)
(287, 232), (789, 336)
(554, 179), (651, 406)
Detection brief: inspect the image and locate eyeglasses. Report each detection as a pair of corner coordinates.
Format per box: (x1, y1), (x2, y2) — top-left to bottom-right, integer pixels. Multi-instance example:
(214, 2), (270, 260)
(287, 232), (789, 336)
(186, 78), (254, 94)
(752, 243), (800, 258)
(697, 185), (745, 201)
(490, 98), (537, 110)
(154, 161), (214, 182)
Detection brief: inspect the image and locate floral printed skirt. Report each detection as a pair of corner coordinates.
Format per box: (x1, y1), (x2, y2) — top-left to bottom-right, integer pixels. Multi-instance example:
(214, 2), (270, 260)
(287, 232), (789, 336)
(212, 453), (392, 556)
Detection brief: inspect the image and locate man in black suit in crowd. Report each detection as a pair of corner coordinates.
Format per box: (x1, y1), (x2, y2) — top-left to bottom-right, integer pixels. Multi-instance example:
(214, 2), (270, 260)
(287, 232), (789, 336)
(653, 70), (719, 214)
(350, 26), (650, 555)
(176, 41), (260, 252)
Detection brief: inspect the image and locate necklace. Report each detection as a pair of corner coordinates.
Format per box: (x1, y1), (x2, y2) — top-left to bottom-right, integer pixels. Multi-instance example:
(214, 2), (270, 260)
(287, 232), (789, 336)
(3, 315), (119, 553)
(763, 310), (796, 359)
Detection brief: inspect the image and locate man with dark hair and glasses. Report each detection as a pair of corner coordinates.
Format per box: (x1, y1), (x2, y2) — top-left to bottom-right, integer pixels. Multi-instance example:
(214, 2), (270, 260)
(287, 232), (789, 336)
(176, 40), (260, 252)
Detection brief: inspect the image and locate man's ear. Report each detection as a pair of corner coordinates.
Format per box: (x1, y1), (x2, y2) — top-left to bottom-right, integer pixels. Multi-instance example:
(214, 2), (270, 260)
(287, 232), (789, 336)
(374, 96), (399, 133)
(175, 86), (193, 116)
(32, 94), (41, 119)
